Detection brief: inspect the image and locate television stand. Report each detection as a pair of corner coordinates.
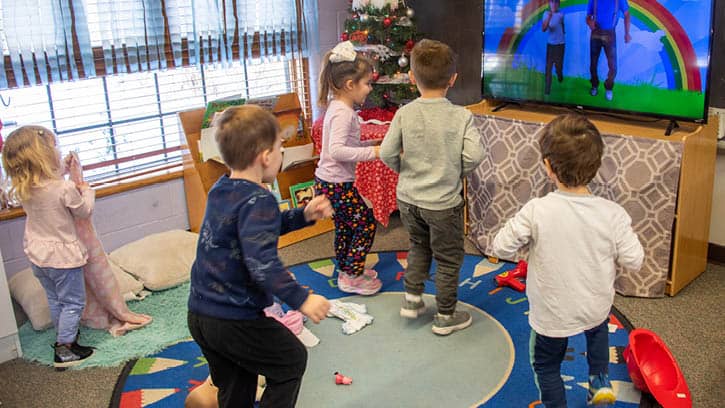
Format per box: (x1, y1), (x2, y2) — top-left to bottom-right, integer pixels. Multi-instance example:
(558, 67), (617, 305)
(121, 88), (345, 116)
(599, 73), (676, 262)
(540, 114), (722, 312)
(665, 119), (680, 136)
(466, 99), (719, 296)
(491, 101), (521, 112)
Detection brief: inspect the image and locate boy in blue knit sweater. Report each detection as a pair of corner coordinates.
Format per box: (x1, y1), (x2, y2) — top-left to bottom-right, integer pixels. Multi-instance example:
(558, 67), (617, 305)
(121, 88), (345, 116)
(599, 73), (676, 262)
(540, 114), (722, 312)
(188, 104), (332, 408)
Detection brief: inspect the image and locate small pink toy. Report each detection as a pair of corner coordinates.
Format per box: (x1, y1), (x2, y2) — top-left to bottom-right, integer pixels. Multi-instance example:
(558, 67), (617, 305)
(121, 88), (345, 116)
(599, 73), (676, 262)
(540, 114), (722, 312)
(334, 372), (353, 385)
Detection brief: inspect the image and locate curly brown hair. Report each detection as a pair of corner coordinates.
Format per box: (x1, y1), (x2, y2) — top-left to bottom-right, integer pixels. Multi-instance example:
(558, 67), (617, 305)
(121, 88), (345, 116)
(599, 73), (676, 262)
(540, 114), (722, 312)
(538, 114), (604, 188)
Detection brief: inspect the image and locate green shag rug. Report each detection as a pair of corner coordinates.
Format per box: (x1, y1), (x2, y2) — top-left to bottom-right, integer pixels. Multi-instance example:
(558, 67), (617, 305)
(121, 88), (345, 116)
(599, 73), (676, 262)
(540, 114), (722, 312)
(18, 282), (191, 369)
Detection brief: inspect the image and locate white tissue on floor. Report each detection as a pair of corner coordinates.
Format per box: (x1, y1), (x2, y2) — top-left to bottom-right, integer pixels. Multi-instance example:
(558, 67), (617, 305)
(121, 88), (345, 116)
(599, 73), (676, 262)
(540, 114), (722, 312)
(326, 300), (374, 335)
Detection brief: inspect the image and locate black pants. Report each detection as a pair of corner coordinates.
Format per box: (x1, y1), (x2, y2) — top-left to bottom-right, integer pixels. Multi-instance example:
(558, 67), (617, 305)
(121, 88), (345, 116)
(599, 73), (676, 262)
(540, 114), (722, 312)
(590, 29), (617, 91)
(188, 311), (307, 408)
(397, 200), (465, 315)
(531, 319), (610, 407)
(545, 43), (565, 95)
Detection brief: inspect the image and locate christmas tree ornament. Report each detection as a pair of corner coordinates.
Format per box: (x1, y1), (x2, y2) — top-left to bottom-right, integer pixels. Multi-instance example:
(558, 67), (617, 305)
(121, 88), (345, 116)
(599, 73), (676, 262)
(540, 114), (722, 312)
(341, 32), (349, 41)
(352, 0), (399, 10)
(344, 0), (418, 108)
(400, 16), (414, 26)
(351, 30), (368, 43)
(406, 7), (415, 18)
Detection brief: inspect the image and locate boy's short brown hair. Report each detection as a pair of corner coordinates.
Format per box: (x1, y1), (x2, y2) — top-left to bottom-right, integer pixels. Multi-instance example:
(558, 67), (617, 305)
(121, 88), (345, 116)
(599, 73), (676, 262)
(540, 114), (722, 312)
(213, 105), (280, 171)
(410, 39), (457, 90)
(538, 114), (604, 188)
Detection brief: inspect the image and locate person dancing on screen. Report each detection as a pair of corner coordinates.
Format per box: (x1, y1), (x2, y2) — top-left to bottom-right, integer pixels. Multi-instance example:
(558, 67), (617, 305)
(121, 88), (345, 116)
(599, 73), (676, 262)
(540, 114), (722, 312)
(542, 0), (565, 96)
(586, 0), (631, 101)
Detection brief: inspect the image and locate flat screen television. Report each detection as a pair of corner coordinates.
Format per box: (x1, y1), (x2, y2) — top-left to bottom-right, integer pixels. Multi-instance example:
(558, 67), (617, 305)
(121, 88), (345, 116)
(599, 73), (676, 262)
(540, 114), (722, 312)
(482, 0), (715, 123)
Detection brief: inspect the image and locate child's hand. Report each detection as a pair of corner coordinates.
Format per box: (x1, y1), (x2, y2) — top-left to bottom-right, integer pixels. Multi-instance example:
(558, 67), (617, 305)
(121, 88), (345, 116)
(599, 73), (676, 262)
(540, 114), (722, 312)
(374, 145), (381, 158)
(62, 154), (74, 175)
(304, 195), (333, 222)
(299, 294), (330, 323)
(76, 181), (90, 192)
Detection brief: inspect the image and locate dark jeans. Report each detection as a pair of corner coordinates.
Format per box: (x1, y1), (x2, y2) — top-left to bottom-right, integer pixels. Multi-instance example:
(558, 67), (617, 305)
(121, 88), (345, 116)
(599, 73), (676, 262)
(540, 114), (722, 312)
(590, 29), (617, 91)
(397, 199), (464, 315)
(545, 43), (565, 94)
(530, 319), (610, 408)
(188, 311), (307, 408)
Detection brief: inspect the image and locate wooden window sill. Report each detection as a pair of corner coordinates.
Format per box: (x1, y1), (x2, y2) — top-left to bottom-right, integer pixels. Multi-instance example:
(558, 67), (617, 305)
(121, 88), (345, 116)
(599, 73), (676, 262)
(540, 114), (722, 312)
(0, 165), (184, 222)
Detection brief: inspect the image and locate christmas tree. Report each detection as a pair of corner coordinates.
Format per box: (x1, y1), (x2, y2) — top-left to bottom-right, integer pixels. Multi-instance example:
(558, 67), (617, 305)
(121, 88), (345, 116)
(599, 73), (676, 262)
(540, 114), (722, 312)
(342, 0), (420, 109)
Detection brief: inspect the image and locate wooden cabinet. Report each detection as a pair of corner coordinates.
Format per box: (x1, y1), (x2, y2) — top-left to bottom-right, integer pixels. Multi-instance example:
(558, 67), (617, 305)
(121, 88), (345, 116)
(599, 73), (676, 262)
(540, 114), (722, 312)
(178, 93), (333, 248)
(467, 100), (719, 296)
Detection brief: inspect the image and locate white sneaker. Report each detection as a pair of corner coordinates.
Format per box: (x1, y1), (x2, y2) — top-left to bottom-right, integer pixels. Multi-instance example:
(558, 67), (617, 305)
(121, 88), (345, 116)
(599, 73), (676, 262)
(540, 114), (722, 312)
(605, 90), (613, 101)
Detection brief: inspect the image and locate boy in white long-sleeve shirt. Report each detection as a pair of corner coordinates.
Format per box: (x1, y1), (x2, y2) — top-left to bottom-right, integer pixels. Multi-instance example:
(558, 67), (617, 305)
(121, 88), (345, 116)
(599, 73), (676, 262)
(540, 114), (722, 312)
(491, 114), (643, 408)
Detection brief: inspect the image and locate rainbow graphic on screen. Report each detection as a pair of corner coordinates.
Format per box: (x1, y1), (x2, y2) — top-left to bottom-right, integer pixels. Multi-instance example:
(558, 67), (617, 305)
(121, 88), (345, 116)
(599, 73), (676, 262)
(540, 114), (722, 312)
(482, 0), (714, 121)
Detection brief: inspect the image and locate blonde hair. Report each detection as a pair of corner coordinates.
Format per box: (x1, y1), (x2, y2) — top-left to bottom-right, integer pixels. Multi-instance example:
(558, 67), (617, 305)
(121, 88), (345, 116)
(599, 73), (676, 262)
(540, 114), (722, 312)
(318, 51), (373, 107)
(1, 125), (61, 202)
(213, 105), (279, 171)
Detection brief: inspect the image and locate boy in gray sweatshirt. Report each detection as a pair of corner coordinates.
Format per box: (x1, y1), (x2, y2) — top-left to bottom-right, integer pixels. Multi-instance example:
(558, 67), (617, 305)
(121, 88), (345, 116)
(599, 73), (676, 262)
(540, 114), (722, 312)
(380, 39), (485, 335)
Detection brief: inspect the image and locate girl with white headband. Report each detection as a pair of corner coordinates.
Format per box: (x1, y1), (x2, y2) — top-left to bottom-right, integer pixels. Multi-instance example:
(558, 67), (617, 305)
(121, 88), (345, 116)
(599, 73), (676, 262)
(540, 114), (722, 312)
(314, 41), (383, 295)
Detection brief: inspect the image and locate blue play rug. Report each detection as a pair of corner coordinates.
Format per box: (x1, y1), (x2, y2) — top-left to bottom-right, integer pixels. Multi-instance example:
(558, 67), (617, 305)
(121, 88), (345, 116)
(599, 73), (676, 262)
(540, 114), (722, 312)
(111, 251), (647, 407)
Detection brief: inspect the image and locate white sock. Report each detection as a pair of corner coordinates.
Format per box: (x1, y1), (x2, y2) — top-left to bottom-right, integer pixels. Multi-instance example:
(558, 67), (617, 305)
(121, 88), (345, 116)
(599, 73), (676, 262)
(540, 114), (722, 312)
(405, 293), (421, 302)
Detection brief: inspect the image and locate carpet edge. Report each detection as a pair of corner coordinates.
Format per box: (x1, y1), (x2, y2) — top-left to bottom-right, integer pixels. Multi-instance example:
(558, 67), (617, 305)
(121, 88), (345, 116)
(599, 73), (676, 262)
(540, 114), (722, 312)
(108, 358), (136, 408)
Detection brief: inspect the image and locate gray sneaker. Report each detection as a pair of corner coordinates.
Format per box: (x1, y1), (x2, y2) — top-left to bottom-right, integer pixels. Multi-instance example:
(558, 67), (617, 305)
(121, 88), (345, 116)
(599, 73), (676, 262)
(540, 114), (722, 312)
(432, 311), (472, 336)
(400, 296), (426, 319)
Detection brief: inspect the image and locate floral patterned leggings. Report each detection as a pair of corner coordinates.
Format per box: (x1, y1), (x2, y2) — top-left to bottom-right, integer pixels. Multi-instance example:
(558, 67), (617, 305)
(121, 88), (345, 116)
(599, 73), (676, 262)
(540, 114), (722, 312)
(314, 178), (376, 277)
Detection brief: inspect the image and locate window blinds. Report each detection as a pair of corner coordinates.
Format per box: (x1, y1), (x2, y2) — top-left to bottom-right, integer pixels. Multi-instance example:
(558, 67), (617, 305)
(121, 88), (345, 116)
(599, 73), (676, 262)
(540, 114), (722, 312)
(0, 0), (316, 210)
(0, 60), (308, 186)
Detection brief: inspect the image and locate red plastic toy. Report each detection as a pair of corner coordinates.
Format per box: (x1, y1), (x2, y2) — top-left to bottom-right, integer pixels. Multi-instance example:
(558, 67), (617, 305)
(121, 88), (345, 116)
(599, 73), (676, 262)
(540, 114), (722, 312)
(623, 328), (692, 408)
(334, 372), (352, 385)
(494, 260), (527, 292)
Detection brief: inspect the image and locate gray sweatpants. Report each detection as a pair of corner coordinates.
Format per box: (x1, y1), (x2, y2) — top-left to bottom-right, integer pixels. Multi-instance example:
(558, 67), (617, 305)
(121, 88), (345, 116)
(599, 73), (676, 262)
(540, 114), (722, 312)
(397, 199), (464, 315)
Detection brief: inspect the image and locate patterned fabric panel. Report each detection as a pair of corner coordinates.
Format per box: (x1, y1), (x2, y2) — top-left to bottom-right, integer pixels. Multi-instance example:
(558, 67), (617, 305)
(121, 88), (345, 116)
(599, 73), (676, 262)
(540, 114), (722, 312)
(467, 115), (683, 297)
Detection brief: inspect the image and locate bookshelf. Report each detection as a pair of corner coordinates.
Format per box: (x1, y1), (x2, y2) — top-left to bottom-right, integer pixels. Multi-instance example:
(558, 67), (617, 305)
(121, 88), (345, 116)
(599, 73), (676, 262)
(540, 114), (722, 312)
(178, 93), (333, 248)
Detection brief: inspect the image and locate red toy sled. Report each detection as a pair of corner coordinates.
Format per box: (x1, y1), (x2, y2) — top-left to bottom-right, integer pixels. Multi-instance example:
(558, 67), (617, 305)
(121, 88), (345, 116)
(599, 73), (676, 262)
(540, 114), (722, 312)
(623, 328), (692, 408)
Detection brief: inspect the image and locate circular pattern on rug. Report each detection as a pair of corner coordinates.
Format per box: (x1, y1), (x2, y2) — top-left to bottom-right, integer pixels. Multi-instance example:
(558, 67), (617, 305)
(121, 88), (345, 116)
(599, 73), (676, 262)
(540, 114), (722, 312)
(298, 293), (514, 407)
(111, 252), (645, 407)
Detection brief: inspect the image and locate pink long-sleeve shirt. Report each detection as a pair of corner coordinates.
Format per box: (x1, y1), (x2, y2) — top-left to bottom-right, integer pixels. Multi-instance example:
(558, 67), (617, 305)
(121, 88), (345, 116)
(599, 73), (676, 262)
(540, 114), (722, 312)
(22, 179), (95, 268)
(314, 100), (377, 183)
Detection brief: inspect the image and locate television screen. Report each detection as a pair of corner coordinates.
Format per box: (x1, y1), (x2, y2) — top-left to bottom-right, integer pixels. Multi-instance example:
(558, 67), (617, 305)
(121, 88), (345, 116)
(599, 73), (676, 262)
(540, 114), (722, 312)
(482, 0), (715, 122)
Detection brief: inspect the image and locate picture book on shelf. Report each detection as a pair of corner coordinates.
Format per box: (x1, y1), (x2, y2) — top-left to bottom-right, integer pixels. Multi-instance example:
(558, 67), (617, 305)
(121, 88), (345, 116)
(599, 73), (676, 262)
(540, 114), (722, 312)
(201, 97), (246, 129)
(290, 181), (315, 208)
